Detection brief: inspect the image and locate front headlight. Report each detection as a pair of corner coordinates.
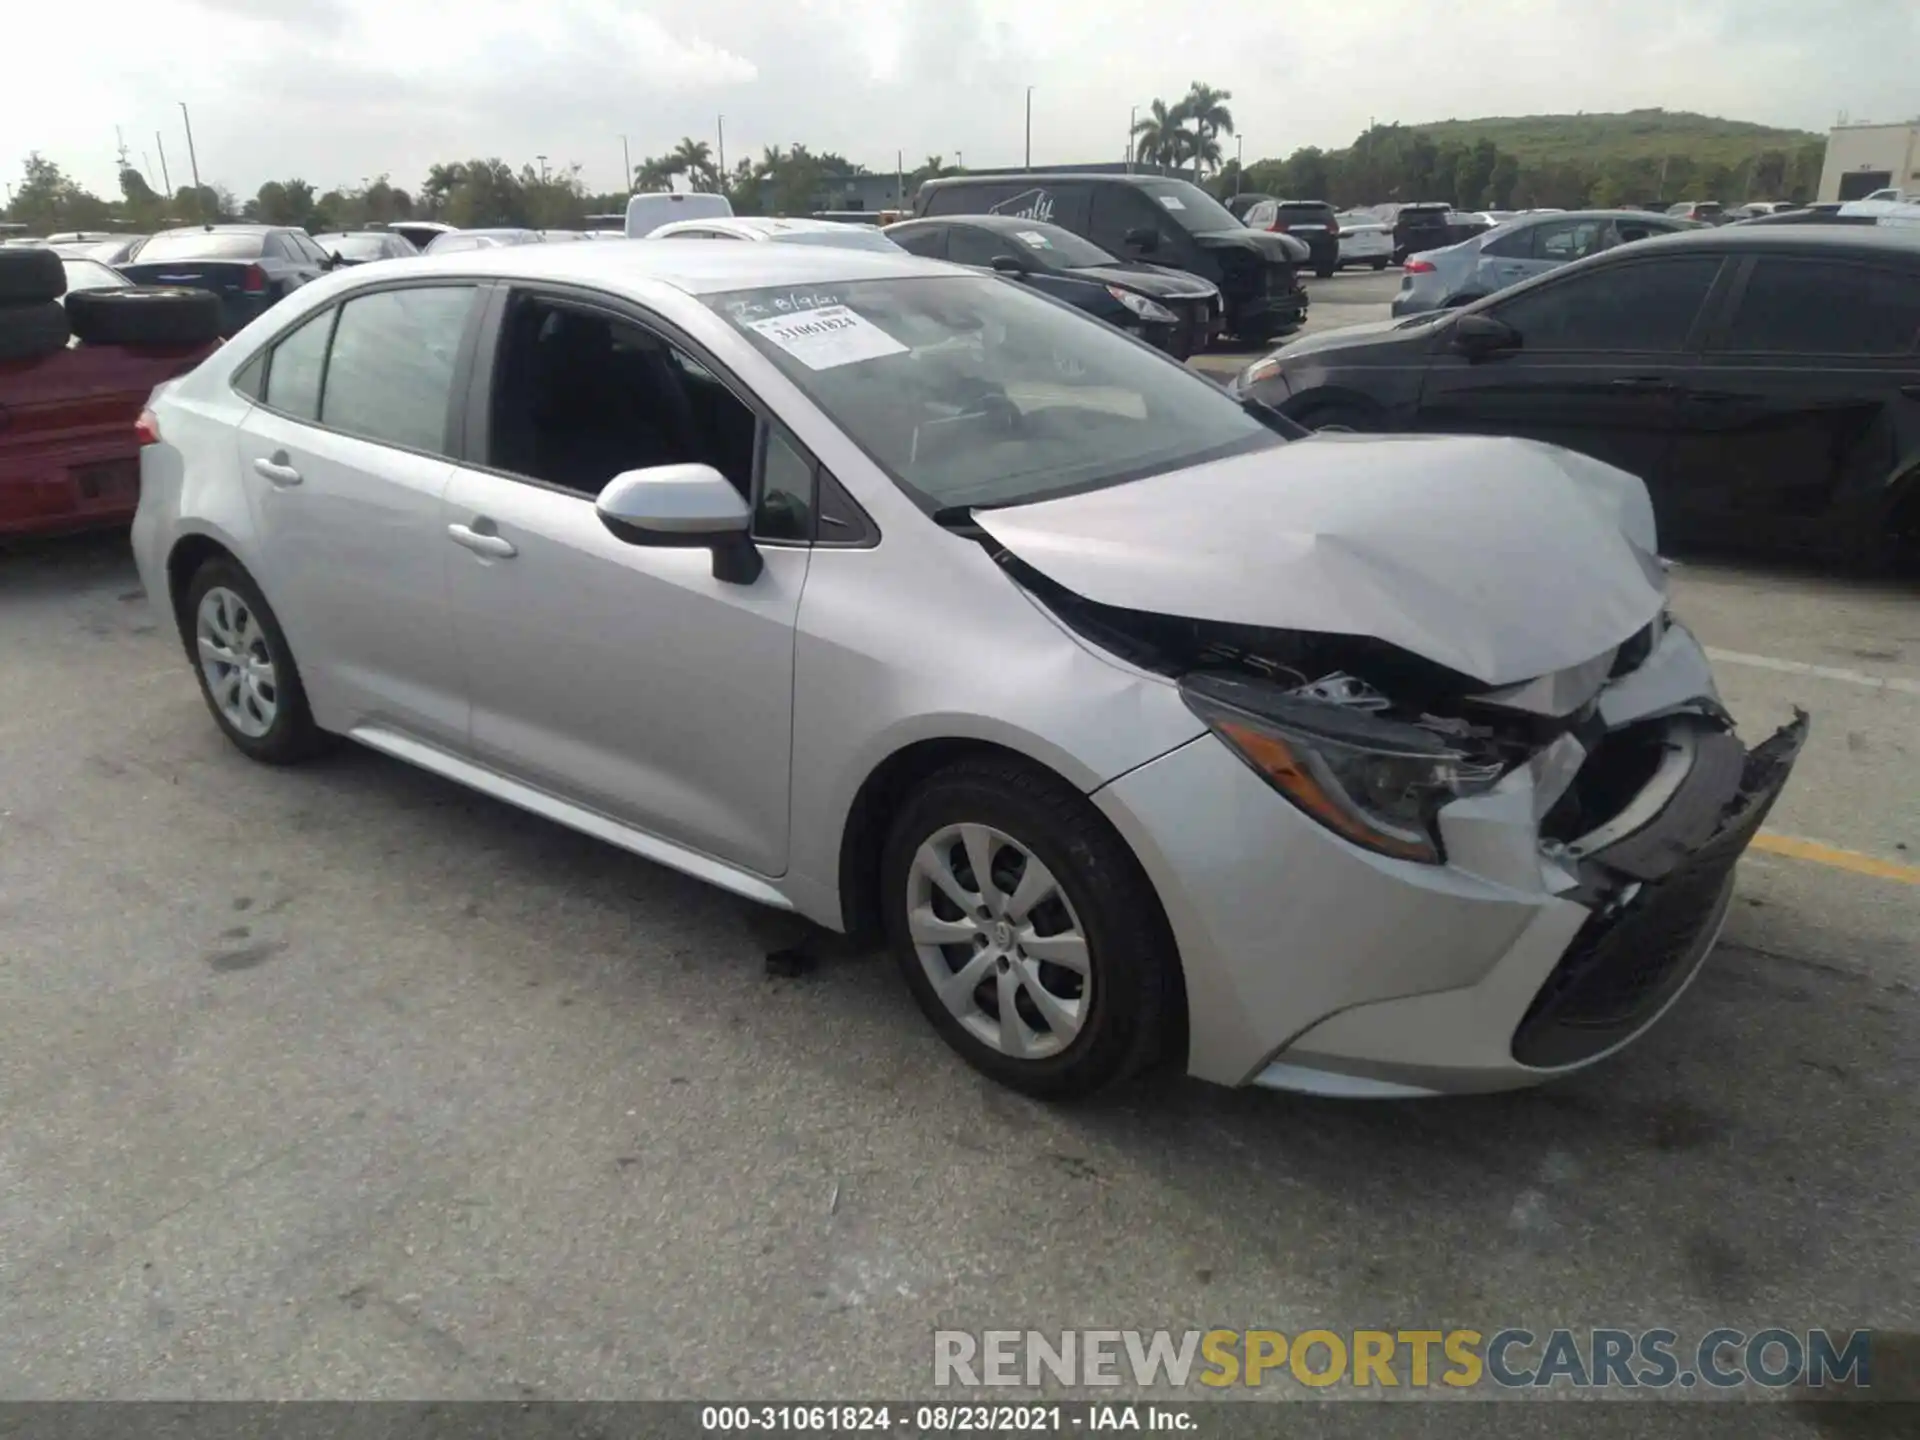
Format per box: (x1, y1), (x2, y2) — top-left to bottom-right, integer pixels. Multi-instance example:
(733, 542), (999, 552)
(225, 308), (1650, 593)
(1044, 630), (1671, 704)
(1107, 286), (1178, 324)
(1181, 673), (1502, 864)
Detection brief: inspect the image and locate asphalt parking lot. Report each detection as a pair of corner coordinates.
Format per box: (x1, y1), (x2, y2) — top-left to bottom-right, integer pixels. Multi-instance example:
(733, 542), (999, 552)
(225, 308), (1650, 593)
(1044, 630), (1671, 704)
(1191, 265), (1406, 378)
(1, 269), (1916, 1426)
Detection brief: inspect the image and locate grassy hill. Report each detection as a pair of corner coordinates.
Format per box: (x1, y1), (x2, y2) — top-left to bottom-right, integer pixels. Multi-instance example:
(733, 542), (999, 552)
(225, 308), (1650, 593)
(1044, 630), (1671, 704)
(1408, 109), (1822, 167)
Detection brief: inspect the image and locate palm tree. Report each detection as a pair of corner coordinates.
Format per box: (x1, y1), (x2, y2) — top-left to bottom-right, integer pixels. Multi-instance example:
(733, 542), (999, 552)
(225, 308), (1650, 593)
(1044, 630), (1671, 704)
(634, 155), (679, 192)
(669, 137), (717, 192)
(1179, 82), (1234, 180)
(1131, 99), (1185, 173)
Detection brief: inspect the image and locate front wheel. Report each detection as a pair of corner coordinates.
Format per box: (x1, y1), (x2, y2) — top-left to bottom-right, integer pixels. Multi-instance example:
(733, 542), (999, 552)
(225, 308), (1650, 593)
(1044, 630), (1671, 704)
(882, 756), (1176, 1098)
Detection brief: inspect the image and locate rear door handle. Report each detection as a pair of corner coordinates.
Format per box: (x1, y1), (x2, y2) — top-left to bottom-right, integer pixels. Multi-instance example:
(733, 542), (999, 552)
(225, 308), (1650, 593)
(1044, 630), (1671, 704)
(252, 455), (302, 486)
(447, 522), (517, 559)
(1609, 376), (1675, 393)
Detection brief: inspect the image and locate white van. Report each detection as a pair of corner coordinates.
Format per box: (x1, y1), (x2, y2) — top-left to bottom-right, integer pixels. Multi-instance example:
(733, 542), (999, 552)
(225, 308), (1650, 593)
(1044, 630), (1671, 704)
(1838, 198), (1920, 229)
(624, 192), (734, 238)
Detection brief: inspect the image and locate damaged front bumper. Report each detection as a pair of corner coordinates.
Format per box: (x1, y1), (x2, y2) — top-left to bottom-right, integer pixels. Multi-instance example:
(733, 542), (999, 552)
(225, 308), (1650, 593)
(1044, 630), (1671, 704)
(1090, 621), (1809, 1095)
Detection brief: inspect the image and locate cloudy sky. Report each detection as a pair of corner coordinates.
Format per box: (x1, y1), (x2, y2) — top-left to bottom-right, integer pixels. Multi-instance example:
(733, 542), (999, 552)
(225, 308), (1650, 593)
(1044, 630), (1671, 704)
(5, 0), (1915, 202)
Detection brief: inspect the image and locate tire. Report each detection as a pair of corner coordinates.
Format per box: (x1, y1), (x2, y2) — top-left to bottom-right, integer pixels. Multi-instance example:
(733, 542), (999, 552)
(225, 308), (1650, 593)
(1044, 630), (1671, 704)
(0, 300), (71, 361)
(182, 558), (329, 765)
(67, 286), (222, 347)
(1296, 400), (1384, 434)
(1314, 264), (1337, 279)
(1371, 258), (1390, 271)
(0, 246), (65, 304)
(881, 755), (1176, 1099)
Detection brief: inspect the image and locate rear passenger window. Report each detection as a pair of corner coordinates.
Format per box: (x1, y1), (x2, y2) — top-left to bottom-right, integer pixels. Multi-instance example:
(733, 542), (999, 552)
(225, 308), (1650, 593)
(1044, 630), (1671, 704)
(320, 287), (476, 453)
(889, 225), (947, 259)
(1723, 259), (1920, 356)
(263, 308), (333, 420)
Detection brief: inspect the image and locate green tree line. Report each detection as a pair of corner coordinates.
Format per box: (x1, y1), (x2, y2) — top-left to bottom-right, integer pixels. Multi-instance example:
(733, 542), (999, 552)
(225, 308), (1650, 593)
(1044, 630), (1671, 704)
(5, 106), (1830, 237)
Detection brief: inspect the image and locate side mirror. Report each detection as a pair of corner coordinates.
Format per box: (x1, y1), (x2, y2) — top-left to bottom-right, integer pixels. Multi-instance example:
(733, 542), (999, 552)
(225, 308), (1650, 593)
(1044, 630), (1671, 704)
(1451, 312), (1520, 358)
(596, 463), (762, 584)
(989, 254), (1026, 274)
(1123, 226), (1159, 253)
(329, 251), (346, 268)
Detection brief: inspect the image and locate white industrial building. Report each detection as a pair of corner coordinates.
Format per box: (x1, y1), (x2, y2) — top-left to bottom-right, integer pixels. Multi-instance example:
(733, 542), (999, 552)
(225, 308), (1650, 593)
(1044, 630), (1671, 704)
(1818, 121), (1920, 202)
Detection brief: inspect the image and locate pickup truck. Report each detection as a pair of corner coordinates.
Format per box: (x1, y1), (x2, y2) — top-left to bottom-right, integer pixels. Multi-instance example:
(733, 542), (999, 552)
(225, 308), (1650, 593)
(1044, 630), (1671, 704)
(1, 247), (222, 538)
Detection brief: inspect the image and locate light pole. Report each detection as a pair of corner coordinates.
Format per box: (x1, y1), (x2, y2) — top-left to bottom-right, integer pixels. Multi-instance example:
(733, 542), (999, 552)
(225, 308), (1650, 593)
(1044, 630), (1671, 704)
(1128, 105), (1137, 172)
(155, 131), (173, 197)
(178, 102), (203, 212)
(717, 116), (726, 186)
(621, 134), (631, 191)
(1025, 86), (1034, 170)
(536, 154), (549, 184)
(1234, 134), (1244, 195)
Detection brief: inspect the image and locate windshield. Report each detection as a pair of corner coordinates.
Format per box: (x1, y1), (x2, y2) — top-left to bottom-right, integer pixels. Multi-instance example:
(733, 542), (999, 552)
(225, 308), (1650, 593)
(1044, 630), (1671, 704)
(60, 258), (130, 294)
(1006, 224), (1115, 269)
(706, 275), (1283, 511)
(134, 233), (264, 261)
(771, 228), (904, 253)
(1132, 179), (1243, 235)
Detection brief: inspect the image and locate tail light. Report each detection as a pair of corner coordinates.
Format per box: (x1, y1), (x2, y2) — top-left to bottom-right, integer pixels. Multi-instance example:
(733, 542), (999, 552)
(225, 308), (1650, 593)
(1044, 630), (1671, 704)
(241, 264), (267, 293)
(135, 408), (161, 446)
(1267, 221), (1290, 233)
(1404, 258), (1437, 274)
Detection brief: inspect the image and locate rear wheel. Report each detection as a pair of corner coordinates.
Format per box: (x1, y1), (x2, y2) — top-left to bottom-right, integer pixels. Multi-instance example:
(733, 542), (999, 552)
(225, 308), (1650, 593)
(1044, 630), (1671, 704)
(183, 559), (329, 765)
(1314, 263), (1337, 279)
(1371, 258), (1390, 271)
(882, 756), (1175, 1098)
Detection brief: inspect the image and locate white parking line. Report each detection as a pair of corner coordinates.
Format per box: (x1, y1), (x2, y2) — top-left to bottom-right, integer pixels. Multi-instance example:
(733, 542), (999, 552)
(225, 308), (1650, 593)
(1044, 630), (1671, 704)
(1704, 647), (1920, 698)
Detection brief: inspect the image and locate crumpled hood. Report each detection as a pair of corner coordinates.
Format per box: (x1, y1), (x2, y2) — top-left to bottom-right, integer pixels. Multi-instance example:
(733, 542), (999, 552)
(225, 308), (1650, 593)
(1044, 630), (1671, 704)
(976, 433), (1667, 687)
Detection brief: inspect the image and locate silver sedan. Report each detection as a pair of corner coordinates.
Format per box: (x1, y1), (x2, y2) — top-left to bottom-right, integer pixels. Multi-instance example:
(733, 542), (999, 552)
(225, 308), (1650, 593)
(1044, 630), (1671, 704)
(132, 240), (1804, 1099)
(1392, 209), (1694, 315)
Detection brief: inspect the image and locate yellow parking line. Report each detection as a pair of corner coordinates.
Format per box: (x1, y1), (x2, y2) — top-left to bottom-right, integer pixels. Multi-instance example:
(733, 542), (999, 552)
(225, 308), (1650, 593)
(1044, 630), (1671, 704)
(1751, 833), (1920, 885)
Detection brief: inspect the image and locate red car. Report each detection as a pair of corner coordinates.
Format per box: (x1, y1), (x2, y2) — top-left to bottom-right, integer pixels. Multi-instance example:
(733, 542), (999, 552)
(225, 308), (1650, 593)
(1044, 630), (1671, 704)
(1, 247), (222, 538)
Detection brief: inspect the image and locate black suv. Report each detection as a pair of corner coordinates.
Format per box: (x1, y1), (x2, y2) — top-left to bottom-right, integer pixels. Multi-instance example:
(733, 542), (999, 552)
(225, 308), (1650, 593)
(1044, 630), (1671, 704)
(916, 174), (1309, 344)
(1232, 226), (1920, 570)
(1242, 199), (1341, 277)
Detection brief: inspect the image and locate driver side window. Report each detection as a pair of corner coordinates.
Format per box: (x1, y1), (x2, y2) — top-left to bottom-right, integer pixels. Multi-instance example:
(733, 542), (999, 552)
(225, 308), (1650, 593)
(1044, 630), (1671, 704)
(1490, 256), (1723, 352)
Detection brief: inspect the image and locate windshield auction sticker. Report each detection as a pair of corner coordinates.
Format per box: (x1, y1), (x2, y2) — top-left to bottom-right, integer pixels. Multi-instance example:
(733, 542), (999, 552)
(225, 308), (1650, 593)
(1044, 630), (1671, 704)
(747, 305), (907, 370)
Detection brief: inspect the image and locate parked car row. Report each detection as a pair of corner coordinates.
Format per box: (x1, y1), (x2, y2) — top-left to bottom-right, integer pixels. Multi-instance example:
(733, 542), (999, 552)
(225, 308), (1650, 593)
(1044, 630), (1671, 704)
(1232, 224), (1920, 572)
(130, 236), (1808, 1103)
(1393, 208), (1700, 314)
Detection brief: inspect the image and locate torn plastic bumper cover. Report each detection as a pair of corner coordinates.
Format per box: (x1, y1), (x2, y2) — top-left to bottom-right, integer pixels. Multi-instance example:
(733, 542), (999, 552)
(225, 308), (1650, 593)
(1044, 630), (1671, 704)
(1512, 708), (1809, 1068)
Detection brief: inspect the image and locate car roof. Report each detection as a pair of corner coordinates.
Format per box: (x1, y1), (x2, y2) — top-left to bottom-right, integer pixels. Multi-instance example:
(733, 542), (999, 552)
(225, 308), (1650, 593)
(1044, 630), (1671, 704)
(378, 235), (950, 295)
(660, 216), (879, 239)
(1621, 224), (1920, 259)
(920, 172), (1200, 190)
(909, 213), (1075, 235)
(314, 231), (399, 239)
(152, 224), (277, 236)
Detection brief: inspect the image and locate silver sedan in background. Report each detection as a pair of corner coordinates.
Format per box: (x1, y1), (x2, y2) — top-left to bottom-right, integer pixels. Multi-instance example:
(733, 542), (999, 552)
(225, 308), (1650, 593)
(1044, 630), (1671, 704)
(1392, 208), (1694, 315)
(133, 241), (1803, 1101)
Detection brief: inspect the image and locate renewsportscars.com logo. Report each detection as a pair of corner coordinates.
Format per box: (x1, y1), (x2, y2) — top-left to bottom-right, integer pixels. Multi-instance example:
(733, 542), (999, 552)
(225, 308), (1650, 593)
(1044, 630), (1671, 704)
(933, 1328), (1877, 1392)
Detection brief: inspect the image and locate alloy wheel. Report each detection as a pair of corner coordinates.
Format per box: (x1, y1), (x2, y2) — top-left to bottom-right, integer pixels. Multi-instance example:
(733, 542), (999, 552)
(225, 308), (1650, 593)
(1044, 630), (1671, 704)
(195, 586), (278, 738)
(905, 824), (1091, 1060)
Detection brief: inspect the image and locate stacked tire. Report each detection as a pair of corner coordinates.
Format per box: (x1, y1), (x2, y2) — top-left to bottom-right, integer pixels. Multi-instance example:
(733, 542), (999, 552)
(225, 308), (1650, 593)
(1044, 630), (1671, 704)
(0, 247), (223, 361)
(0, 247), (70, 361)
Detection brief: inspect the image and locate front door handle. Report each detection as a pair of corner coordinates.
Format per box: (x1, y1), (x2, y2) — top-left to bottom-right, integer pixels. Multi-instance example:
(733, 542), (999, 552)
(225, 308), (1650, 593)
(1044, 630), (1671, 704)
(252, 454), (302, 486)
(447, 522), (517, 559)
(1609, 376), (1675, 393)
